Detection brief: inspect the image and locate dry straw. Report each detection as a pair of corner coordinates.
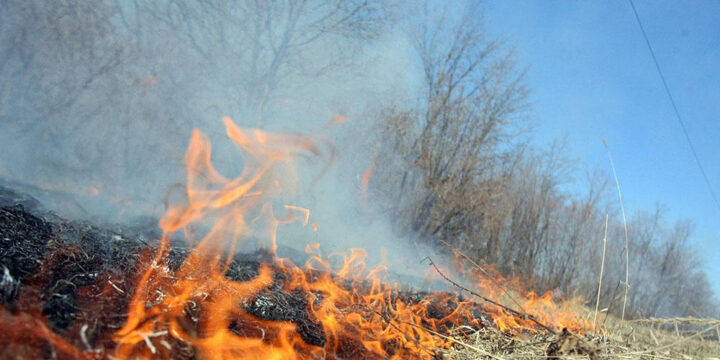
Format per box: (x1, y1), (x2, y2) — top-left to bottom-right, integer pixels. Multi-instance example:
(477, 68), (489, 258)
(593, 214), (609, 329)
(603, 139), (630, 321)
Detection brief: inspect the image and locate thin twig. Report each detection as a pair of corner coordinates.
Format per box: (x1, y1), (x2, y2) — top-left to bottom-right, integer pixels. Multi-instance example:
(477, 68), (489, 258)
(439, 240), (527, 312)
(424, 257), (556, 335)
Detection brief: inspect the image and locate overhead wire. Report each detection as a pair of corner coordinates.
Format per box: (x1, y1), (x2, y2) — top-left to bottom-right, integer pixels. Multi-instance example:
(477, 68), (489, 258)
(627, 0), (720, 214)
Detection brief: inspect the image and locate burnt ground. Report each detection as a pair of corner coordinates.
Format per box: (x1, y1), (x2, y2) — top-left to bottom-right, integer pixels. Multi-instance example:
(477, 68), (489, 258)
(0, 186), (490, 360)
(0, 186), (156, 358)
(6, 185), (686, 360)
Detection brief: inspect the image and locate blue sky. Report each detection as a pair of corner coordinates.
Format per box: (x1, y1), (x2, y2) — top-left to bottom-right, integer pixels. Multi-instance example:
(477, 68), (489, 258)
(483, 0), (720, 295)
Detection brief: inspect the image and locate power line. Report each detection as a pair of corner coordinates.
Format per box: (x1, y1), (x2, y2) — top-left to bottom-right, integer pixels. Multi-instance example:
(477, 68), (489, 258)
(627, 0), (720, 214)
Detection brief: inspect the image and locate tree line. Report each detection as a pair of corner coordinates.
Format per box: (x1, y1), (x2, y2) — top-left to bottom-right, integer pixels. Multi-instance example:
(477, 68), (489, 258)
(0, 0), (716, 319)
(368, 2), (719, 320)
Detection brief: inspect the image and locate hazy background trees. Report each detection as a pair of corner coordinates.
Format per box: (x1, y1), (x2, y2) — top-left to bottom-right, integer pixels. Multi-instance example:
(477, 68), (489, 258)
(0, 0), (716, 320)
(0, 0), (393, 219)
(366, 2), (718, 319)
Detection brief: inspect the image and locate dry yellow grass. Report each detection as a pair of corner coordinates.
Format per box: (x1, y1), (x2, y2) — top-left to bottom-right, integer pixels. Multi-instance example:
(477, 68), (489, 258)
(447, 311), (720, 359)
(439, 230), (720, 359)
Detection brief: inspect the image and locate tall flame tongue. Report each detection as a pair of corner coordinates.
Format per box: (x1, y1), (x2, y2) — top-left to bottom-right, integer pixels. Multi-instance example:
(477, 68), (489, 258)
(108, 117), (489, 359)
(112, 117), (324, 359)
(105, 117), (586, 359)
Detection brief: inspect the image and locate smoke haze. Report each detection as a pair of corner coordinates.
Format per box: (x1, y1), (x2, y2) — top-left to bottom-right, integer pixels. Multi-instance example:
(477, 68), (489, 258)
(0, 0), (442, 280)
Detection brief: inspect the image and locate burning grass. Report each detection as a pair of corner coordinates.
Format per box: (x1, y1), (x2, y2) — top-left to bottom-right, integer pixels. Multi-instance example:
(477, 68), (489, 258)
(2, 197), (718, 359)
(3, 118), (716, 359)
(0, 200), (498, 359)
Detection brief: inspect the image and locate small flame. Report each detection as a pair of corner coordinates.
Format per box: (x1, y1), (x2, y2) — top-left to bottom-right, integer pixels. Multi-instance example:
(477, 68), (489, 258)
(331, 114), (347, 125)
(360, 161), (374, 209)
(322, 114), (348, 130)
(283, 205), (311, 226)
(449, 248), (593, 333)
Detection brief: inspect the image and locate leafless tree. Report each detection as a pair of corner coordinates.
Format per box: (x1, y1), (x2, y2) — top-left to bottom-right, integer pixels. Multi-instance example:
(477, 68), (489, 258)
(374, 2), (528, 246)
(126, 0), (389, 123)
(0, 0), (392, 217)
(370, 1), (718, 319)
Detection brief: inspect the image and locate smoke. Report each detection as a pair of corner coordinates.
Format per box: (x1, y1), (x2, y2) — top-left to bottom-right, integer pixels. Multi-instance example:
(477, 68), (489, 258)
(0, 0), (441, 281)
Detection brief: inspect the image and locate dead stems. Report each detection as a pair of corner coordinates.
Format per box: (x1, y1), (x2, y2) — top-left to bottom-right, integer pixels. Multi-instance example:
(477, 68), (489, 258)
(593, 214), (609, 328)
(603, 139), (630, 321)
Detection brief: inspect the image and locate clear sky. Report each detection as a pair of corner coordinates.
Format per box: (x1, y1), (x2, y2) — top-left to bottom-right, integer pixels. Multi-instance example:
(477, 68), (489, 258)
(483, 0), (720, 296)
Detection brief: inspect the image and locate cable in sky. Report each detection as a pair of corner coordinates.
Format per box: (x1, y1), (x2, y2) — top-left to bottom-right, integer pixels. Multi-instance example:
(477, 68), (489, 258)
(627, 0), (720, 214)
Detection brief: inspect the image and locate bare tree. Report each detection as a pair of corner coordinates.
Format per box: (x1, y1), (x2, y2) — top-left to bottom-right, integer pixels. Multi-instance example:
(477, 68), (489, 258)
(374, 2), (528, 247)
(0, 0), (392, 217)
(127, 0), (389, 123)
(370, 2), (718, 319)
(0, 0), (124, 129)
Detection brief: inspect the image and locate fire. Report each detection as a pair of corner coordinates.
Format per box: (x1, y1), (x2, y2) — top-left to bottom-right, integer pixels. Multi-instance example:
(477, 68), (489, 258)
(1, 117), (591, 359)
(360, 161), (374, 210)
(109, 117), (486, 359)
(331, 114), (348, 125)
(448, 248), (593, 333)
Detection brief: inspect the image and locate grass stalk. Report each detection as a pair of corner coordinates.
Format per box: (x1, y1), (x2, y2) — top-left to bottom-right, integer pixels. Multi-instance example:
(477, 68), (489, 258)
(604, 139), (630, 321)
(594, 213), (609, 329)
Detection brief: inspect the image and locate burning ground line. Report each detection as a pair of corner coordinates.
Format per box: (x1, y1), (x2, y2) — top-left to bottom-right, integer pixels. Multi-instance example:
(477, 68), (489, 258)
(0, 118), (600, 359)
(350, 304), (503, 360)
(349, 303), (438, 358)
(423, 257), (557, 335)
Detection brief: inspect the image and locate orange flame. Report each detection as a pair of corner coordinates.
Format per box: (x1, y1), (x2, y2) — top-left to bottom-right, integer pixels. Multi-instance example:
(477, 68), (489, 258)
(360, 161), (374, 210)
(109, 117), (489, 359)
(1, 117), (591, 359)
(331, 114), (348, 125)
(448, 249), (593, 333)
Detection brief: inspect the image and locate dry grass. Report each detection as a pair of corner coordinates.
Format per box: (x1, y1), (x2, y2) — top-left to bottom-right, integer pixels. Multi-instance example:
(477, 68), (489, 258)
(446, 312), (720, 359)
(438, 224), (720, 359)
